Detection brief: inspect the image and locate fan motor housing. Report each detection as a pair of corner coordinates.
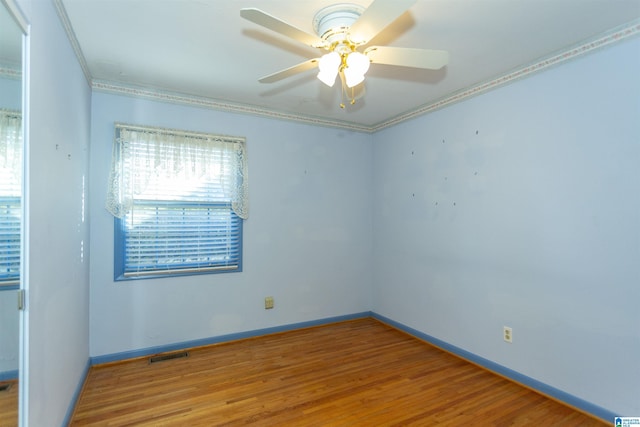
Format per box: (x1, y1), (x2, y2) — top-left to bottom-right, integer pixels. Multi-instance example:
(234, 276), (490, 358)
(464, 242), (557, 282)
(313, 3), (364, 44)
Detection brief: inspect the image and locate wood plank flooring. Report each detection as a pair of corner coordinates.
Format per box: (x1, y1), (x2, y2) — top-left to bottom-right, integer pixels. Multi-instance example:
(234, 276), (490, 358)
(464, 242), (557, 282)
(0, 380), (18, 427)
(71, 318), (606, 426)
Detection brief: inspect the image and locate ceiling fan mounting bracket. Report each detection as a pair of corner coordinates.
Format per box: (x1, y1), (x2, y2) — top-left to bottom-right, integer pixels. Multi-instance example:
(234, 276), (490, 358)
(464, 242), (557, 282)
(313, 3), (365, 45)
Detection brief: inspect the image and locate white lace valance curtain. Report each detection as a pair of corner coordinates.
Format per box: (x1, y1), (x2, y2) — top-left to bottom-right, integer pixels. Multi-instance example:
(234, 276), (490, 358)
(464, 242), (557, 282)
(106, 124), (248, 219)
(0, 109), (23, 196)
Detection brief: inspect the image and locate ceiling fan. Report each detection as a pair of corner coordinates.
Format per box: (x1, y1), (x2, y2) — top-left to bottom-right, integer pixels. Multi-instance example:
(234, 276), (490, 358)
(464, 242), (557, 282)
(240, 0), (449, 107)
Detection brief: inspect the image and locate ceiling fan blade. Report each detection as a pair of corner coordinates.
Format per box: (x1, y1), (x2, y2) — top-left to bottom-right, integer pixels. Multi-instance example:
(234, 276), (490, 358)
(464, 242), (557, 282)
(365, 46), (449, 70)
(348, 0), (417, 45)
(241, 8), (327, 49)
(258, 58), (320, 83)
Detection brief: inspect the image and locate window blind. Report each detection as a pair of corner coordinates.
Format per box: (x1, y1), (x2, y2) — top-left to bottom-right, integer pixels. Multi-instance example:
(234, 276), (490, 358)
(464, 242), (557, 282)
(123, 202), (242, 277)
(0, 110), (22, 287)
(0, 196), (20, 285)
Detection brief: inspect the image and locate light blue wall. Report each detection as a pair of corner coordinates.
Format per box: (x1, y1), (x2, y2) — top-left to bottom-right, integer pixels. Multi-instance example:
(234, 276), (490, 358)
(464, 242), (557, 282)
(372, 37), (640, 415)
(0, 76), (21, 109)
(89, 93), (373, 357)
(16, 0), (92, 425)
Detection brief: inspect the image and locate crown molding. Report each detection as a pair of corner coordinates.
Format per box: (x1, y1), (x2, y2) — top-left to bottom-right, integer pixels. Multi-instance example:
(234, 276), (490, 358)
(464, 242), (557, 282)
(91, 81), (372, 133)
(50, 5), (638, 134)
(371, 19), (640, 132)
(53, 0), (91, 85)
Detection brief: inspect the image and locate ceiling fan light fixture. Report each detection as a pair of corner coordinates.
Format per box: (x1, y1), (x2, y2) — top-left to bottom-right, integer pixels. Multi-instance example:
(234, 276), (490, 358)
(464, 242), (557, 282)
(344, 67), (364, 88)
(346, 51), (370, 75)
(344, 51), (370, 88)
(318, 69), (338, 87)
(317, 51), (341, 86)
(241, 1), (450, 108)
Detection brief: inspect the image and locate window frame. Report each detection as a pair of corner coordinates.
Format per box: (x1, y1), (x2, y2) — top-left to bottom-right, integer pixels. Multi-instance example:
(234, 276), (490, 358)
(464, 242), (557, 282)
(110, 124), (246, 282)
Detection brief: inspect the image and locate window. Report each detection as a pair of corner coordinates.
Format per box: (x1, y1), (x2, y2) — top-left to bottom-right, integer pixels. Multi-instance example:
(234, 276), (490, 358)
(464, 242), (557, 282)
(0, 110), (22, 289)
(107, 124), (248, 280)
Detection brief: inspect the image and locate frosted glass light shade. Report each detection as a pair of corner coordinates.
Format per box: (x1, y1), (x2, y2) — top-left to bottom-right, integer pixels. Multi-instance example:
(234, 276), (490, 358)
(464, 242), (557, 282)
(344, 52), (370, 88)
(346, 52), (370, 75)
(317, 51), (341, 87)
(344, 68), (364, 87)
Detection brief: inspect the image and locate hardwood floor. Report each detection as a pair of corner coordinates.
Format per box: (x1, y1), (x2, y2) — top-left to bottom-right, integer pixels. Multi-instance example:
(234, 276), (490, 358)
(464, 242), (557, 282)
(70, 318), (606, 426)
(0, 380), (18, 427)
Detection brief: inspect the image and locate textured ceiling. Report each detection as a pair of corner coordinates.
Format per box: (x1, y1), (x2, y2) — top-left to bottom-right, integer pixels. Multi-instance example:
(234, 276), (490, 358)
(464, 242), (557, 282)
(55, 0), (640, 130)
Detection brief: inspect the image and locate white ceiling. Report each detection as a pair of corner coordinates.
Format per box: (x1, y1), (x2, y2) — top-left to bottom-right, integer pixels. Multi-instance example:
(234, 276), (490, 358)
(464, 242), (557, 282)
(58, 0), (640, 130)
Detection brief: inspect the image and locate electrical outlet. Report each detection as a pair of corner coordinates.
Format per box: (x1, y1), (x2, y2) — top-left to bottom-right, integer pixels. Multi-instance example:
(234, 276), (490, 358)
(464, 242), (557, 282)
(264, 296), (274, 310)
(503, 326), (513, 343)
